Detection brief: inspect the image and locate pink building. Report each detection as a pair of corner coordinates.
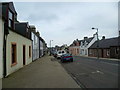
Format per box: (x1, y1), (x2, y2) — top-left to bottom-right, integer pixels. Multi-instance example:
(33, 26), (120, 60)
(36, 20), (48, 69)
(69, 39), (81, 56)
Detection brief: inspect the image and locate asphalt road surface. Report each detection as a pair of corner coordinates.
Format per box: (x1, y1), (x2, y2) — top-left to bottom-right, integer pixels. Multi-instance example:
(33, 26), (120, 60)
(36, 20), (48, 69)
(59, 56), (119, 88)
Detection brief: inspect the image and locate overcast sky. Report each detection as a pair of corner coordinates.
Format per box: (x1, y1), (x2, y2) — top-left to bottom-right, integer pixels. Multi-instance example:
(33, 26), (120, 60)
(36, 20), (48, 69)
(1, 0), (119, 47)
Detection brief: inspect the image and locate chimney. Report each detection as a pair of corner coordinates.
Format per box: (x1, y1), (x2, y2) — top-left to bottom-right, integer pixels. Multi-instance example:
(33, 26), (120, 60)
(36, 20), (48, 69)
(84, 37), (88, 40)
(76, 39), (79, 41)
(29, 25), (36, 32)
(102, 36), (105, 40)
(36, 31), (40, 36)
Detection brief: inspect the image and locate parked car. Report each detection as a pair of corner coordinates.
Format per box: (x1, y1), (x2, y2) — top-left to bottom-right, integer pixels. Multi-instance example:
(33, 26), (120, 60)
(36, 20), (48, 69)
(52, 51), (57, 58)
(61, 53), (73, 63)
(56, 50), (66, 59)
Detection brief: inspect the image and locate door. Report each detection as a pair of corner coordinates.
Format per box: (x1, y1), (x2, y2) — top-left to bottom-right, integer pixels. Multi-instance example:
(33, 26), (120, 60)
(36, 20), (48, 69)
(23, 45), (26, 65)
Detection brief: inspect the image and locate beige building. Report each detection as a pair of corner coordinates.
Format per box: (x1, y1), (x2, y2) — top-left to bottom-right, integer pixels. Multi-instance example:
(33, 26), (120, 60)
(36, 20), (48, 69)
(69, 39), (81, 56)
(6, 30), (32, 76)
(0, 17), (4, 79)
(1, 2), (33, 77)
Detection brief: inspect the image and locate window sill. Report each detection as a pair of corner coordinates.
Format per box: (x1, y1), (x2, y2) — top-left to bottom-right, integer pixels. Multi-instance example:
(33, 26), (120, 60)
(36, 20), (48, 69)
(11, 62), (17, 67)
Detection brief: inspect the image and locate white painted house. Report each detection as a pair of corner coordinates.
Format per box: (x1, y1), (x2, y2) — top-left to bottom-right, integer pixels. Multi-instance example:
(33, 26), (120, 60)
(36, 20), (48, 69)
(80, 33), (97, 56)
(39, 37), (44, 57)
(30, 25), (40, 61)
(2, 2), (32, 77)
(0, 15), (4, 79)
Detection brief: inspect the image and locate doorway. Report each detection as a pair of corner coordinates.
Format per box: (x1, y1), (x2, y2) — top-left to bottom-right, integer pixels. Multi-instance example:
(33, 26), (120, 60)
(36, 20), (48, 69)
(23, 45), (26, 65)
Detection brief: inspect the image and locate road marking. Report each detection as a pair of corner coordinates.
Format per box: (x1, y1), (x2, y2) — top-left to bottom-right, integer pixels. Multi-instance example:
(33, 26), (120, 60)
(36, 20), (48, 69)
(96, 70), (104, 74)
(91, 70), (104, 74)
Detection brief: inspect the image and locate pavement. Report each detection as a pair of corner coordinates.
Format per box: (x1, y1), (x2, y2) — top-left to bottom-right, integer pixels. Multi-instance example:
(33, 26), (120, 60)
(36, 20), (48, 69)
(2, 55), (80, 88)
(77, 55), (120, 62)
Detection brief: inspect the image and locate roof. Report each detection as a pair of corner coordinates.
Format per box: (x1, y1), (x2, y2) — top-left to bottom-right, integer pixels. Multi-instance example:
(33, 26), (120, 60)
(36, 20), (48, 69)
(78, 40), (83, 44)
(89, 37), (120, 49)
(81, 37), (94, 45)
(2, 2), (17, 14)
(29, 25), (36, 29)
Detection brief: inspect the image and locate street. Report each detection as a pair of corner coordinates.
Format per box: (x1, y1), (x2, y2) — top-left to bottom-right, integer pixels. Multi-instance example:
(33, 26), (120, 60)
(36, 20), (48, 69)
(59, 56), (119, 88)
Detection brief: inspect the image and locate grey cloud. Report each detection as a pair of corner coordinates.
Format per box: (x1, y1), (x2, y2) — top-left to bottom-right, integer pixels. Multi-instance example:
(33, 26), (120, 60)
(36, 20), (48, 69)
(13, 2), (118, 47)
(27, 13), (58, 22)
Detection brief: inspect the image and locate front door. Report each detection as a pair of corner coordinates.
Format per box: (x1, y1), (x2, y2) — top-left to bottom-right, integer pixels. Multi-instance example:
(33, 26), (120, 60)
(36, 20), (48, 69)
(23, 45), (26, 65)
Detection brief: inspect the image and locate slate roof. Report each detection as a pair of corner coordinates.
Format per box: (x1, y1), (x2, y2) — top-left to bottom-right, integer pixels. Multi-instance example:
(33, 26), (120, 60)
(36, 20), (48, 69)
(81, 37), (94, 45)
(2, 2), (17, 15)
(89, 37), (120, 49)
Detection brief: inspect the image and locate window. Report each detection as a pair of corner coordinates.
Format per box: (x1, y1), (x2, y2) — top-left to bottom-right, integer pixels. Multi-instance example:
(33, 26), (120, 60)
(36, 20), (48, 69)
(58, 51), (61, 54)
(89, 49), (92, 54)
(85, 49), (87, 55)
(62, 51), (64, 53)
(77, 49), (79, 53)
(8, 11), (14, 29)
(29, 46), (31, 58)
(11, 43), (17, 66)
(35, 36), (38, 44)
(115, 47), (119, 54)
(34, 35), (36, 44)
(107, 50), (109, 56)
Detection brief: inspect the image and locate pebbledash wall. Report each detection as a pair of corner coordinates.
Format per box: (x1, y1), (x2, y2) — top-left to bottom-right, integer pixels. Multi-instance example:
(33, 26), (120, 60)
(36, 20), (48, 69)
(40, 40), (43, 57)
(69, 46), (80, 56)
(31, 32), (39, 61)
(6, 30), (32, 76)
(0, 17), (4, 79)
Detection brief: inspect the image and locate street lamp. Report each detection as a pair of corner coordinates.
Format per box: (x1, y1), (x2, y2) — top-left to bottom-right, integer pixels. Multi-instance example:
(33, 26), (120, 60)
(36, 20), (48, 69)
(92, 27), (99, 59)
(50, 40), (53, 56)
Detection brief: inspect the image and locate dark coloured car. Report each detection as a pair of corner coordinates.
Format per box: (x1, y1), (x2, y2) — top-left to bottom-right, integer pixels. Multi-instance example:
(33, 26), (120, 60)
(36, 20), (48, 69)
(52, 51), (57, 58)
(61, 53), (73, 63)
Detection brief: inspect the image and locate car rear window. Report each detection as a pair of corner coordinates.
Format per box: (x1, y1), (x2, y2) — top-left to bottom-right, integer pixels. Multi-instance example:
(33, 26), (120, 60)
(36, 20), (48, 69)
(58, 51), (61, 54)
(63, 54), (71, 56)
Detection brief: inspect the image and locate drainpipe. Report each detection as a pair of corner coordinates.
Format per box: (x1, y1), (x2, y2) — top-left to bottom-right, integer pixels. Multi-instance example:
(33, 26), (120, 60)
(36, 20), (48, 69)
(3, 22), (9, 78)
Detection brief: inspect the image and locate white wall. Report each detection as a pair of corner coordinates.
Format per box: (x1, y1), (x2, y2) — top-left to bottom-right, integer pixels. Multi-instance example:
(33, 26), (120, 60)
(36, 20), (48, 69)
(0, 18), (4, 79)
(40, 40), (43, 57)
(86, 34), (97, 56)
(6, 30), (32, 76)
(87, 34), (97, 48)
(80, 34), (97, 56)
(32, 32), (39, 60)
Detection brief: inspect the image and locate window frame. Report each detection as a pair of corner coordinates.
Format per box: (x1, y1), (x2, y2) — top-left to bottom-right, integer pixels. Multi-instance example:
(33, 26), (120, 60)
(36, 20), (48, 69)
(8, 10), (14, 29)
(106, 49), (109, 56)
(11, 42), (17, 67)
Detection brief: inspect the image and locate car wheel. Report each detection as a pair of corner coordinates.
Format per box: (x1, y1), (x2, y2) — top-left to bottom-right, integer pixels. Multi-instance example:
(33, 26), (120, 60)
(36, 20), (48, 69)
(61, 59), (64, 63)
(71, 59), (73, 62)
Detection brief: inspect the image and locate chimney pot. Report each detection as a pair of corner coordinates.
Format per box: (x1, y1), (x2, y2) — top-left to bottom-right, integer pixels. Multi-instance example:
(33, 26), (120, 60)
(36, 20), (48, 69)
(102, 36), (105, 40)
(84, 37), (88, 40)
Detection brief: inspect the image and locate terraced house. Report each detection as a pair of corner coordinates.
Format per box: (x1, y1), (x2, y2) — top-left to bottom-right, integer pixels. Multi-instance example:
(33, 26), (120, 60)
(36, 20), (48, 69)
(2, 2), (32, 77)
(39, 36), (44, 57)
(88, 36), (120, 59)
(29, 25), (40, 61)
(80, 33), (97, 56)
(69, 39), (81, 56)
(0, 5), (4, 78)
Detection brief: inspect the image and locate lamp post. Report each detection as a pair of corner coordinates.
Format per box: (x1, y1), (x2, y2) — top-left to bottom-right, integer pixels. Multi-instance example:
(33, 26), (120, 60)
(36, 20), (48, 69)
(92, 27), (99, 59)
(50, 40), (53, 56)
